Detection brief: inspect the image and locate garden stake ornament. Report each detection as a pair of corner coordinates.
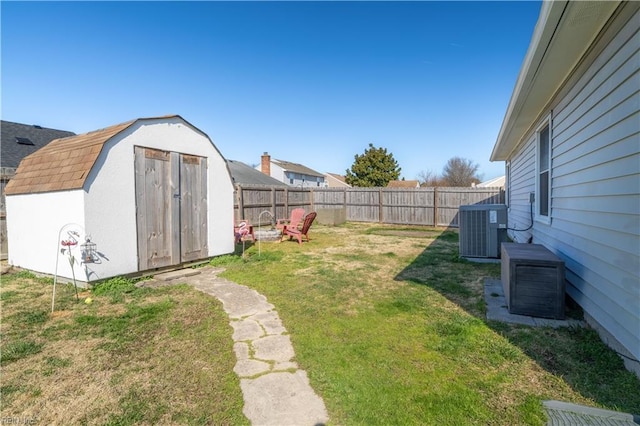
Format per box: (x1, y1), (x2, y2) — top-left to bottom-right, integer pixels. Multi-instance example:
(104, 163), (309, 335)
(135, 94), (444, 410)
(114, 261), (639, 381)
(52, 224), (96, 312)
(61, 231), (80, 301)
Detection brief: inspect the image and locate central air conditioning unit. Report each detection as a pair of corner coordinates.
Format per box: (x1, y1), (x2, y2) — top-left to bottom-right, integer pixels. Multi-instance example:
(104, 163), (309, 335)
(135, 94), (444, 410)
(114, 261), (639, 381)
(459, 204), (508, 258)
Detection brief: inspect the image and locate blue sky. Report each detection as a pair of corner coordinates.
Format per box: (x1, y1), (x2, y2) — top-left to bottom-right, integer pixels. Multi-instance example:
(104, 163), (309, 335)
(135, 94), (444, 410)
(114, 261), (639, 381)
(1, 1), (541, 182)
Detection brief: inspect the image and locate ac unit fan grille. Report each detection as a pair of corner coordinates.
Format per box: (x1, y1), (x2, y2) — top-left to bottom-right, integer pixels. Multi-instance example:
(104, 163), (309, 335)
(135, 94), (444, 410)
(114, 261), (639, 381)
(460, 209), (488, 257)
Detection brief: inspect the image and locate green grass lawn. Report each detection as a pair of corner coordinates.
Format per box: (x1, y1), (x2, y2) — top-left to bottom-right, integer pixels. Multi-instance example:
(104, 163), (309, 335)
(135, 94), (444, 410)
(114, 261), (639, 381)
(0, 272), (247, 425)
(218, 222), (640, 425)
(1, 222), (638, 425)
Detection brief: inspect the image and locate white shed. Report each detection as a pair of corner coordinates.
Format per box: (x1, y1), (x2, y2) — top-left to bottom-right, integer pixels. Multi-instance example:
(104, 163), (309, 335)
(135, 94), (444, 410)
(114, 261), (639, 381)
(5, 115), (235, 284)
(491, 2), (639, 375)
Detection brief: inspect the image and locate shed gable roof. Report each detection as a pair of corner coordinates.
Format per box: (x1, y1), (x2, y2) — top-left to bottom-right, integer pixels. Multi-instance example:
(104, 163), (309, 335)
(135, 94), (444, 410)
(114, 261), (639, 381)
(1, 121), (75, 168)
(5, 115), (180, 196)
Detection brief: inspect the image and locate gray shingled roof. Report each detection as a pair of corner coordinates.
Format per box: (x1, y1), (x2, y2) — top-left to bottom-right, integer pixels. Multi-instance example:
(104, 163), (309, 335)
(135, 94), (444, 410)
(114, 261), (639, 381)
(227, 159), (288, 186)
(272, 159), (323, 178)
(1, 121), (75, 168)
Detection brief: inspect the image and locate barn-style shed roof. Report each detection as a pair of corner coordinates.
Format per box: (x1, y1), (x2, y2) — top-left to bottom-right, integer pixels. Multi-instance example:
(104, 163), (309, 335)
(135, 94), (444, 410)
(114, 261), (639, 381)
(5, 115), (185, 196)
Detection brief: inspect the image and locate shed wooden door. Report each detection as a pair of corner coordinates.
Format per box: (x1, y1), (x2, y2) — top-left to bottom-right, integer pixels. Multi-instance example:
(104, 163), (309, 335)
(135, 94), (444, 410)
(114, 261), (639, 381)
(179, 154), (208, 262)
(135, 147), (208, 270)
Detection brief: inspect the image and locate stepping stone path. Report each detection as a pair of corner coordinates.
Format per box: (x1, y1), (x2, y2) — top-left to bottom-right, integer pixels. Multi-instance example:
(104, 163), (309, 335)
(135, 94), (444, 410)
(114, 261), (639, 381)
(160, 267), (329, 426)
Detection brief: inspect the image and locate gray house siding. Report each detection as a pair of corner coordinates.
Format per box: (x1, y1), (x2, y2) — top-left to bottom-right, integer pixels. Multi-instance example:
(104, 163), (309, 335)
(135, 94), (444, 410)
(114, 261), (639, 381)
(507, 5), (639, 366)
(507, 141), (535, 241)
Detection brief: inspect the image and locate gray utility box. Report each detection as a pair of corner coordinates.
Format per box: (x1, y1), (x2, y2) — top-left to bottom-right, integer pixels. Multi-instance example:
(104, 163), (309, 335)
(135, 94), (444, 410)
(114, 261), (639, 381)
(501, 243), (565, 319)
(459, 204), (508, 258)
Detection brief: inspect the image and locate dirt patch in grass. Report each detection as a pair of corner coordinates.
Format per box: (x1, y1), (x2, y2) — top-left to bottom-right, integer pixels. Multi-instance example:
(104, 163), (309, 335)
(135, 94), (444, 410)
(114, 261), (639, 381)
(2, 338), (111, 424)
(369, 229), (447, 238)
(50, 310), (73, 319)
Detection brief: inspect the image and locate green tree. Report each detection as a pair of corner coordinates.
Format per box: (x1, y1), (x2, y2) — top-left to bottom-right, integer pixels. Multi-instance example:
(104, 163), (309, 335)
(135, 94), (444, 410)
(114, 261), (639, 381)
(345, 143), (401, 187)
(441, 156), (482, 187)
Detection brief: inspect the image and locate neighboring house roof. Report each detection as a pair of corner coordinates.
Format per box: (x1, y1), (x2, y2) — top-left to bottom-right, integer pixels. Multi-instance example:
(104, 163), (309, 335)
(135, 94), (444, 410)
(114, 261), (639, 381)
(491, 1), (620, 161)
(227, 159), (287, 186)
(5, 115), (200, 196)
(272, 158), (324, 178)
(387, 180), (420, 188)
(476, 175), (505, 188)
(1, 120), (75, 168)
(325, 172), (351, 188)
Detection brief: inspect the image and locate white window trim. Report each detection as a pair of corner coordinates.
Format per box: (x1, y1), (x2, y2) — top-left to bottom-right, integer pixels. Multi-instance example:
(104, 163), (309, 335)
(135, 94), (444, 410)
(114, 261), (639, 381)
(535, 114), (552, 225)
(505, 160), (511, 209)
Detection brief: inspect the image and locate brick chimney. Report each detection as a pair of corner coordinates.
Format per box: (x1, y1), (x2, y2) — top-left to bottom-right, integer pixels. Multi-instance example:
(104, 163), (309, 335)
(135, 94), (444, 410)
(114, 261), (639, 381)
(261, 152), (271, 176)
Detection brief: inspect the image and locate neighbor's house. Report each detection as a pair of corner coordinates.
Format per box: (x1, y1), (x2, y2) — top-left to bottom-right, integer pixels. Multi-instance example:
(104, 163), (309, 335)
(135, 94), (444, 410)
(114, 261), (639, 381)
(1, 121), (75, 259)
(491, 1), (639, 374)
(475, 175), (506, 188)
(324, 172), (351, 188)
(387, 180), (420, 188)
(258, 152), (326, 188)
(5, 115), (235, 284)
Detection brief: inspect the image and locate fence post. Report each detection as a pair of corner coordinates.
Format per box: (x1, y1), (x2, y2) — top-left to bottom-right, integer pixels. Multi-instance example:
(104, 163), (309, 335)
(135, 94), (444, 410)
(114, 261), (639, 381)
(433, 187), (438, 227)
(236, 184), (244, 221)
(271, 187), (276, 218)
(310, 188), (315, 211)
(379, 188), (383, 223)
(284, 188), (289, 215)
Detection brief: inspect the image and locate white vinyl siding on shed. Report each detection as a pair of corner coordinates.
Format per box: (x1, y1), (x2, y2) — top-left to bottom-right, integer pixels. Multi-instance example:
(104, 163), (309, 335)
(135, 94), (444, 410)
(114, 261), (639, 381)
(507, 6), (639, 361)
(6, 190), (85, 280)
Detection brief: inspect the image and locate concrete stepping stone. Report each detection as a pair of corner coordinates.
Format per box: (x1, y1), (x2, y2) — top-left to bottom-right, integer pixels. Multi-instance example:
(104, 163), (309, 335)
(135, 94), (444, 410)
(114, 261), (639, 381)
(231, 319), (264, 341)
(178, 267), (329, 426)
(241, 371), (328, 426)
(252, 335), (295, 363)
(544, 400), (639, 425)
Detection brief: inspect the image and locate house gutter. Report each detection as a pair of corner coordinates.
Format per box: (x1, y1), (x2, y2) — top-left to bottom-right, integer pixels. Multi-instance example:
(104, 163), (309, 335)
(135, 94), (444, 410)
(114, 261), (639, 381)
(491, 0), (567, 162)
(491, 0), (620, 162)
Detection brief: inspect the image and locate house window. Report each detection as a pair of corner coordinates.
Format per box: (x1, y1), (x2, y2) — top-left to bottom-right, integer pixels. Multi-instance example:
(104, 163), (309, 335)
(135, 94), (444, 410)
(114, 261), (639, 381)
(536, 116), (551, 222)
(289, 178), (294, 185)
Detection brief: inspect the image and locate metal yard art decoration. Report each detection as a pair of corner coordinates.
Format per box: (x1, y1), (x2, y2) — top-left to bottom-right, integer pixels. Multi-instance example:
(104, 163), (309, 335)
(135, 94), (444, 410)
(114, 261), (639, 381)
(257, 210), (276, 257)
(51, 223), (98, 312)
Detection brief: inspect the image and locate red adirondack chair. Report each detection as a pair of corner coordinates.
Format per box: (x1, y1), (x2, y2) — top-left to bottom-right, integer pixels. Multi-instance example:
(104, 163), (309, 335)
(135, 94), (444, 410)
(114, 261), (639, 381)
(283, 211), (317, 245)
(276, 208), (305, 233)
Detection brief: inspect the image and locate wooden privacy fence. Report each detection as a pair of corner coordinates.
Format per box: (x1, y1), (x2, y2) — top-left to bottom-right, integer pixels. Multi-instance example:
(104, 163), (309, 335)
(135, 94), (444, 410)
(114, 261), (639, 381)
(235, 185), (504, 228)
